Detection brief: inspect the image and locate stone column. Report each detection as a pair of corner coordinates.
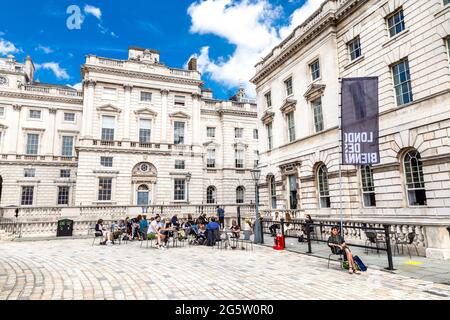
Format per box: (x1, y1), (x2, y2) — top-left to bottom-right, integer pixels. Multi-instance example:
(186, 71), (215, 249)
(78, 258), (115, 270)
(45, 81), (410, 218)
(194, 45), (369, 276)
(48, 108), (57, 155)
(160, 89), (169, 144)
(191, 93), (202, 148)
(81, 80), (96, 139)
(12, 104), (22, 154)
(123, 84), (133, 141)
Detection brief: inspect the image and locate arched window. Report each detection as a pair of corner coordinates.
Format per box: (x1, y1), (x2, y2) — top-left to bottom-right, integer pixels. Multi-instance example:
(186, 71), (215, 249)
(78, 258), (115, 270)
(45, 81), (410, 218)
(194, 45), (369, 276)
(206, 186), (216, 204)
(317, 164), (331, 208)
(236, 186), (245, 204)
(361, 165), (376, 207)
(404, 150), (427, 206)
(137, 184), (150, 205)
(269, 175), (277, 209)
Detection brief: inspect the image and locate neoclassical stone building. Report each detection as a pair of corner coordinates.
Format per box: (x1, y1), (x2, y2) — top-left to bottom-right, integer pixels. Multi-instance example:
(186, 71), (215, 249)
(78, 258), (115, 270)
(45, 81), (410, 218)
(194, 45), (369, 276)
(251, 0), (450, 258)
(0, 47), (259, 208)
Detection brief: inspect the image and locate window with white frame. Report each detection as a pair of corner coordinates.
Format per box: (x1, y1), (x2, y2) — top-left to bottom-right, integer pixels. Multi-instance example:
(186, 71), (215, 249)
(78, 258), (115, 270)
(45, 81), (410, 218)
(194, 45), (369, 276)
(100, 156), (113, 167)
(361, 165), (376, 207)
(446, 38), (450, 62)
(173, 121), (185, 145)
(284, 77), (293, 96)
(140, 91), (152, 102)
(21, 186), (34, 205)
(101, 116), (115, 141)
(206, 186), (216, 204)
(139, 119), (152, 143)
(317, 164), (331, 208)
(310, 60), (321, 81)
(392, 59), (413, 106)
(207, 149), (216, 168)
(0, 106), (4, 117)
(445, 0), (450, 5)
(348, 37), (362, 61)
(404, 150), (427, 206)
(269, 175), (277, 209)
(175, 160), (185, 169)
(236, 186), (245, 204)
(64, 113), (75, 122)
(267, 122), (273, 150)
(102, 87), (117, 100)
(174, 95), (186, 107)
(287, 111), (296, 142)
(207, 127), (216, 138)
(265, 91), (272, 108)
(61, 136), (74, 157)
(29, 109), (41, 120)
(174, 179), (186, 201)
(60, 169), (70, 178)
(253, 129), (258, 140)
(24, 168), (35, 178)
(254, 150), (259, 168)
(57, 186), (70, 205)
(235, 149), (244, 168)
(98, 178), (112, 201)
(235, 128), (243, 138)
(387, 8), (405, 38)
(312, 98), (324, 133)
(26, 133), (39, 155)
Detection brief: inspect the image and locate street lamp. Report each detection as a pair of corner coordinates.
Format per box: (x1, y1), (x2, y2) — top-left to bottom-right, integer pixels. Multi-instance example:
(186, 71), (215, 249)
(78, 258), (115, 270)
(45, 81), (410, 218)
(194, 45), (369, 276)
(186, 172), (192, 204)
(251, 168), (263, 244)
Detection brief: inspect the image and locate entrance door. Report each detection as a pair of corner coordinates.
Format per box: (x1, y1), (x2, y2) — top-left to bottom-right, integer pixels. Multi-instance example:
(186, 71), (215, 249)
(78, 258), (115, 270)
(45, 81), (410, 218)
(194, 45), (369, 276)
(137, 185), (150, 205)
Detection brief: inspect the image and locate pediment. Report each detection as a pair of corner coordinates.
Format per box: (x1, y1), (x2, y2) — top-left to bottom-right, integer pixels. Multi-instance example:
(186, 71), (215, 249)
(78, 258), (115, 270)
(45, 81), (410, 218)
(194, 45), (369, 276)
(97, 104), (122, 113)
(0, 123), (8, 129)
(134, 107), (158, 117)
(203, 141), (221, 148)
(261, 110), (275, 125)
(280, 98), (297, 114)
(304, 83), (326, 101)
(232, 142), (248, 149)
(169, 111), (191, 119)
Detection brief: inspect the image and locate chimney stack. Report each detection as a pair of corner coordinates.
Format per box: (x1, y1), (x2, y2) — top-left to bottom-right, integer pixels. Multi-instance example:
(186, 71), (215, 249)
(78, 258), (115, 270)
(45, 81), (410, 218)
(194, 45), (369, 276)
(188, 57), (198, 71)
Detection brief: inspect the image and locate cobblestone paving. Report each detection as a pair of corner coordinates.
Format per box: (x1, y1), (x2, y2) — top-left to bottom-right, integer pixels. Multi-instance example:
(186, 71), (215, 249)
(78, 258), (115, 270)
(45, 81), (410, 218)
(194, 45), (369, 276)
(0, 239), (449, 300)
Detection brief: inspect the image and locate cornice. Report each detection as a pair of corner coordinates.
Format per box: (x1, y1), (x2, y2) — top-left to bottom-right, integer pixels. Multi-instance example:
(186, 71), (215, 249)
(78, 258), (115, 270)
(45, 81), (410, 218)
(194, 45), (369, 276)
(217, 109), (257, 118)
(0, 90), (83, 105)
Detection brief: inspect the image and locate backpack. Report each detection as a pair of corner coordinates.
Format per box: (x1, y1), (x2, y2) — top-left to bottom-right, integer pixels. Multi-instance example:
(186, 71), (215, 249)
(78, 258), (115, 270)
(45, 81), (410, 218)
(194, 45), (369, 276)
(353, 256), (367, 271)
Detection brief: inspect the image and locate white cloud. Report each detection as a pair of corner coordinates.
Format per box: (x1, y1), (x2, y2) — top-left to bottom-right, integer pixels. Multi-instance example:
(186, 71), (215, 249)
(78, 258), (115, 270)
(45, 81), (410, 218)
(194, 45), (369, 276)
(188, 0), (325, 97)
(36, 44), (53, 54)
(0, 38), (19, 56)
(35, 62), (70, 80)
(68, 82), (82, 90)
(84, 5), (102, 20)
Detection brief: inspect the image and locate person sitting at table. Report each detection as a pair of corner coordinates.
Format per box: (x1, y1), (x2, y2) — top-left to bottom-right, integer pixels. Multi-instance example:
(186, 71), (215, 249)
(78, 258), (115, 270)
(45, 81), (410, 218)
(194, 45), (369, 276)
(95, 219), (113, 245)
(148, 215), (166, 250)
(328, 226), (360, 274)
(230, 220), (241, 238)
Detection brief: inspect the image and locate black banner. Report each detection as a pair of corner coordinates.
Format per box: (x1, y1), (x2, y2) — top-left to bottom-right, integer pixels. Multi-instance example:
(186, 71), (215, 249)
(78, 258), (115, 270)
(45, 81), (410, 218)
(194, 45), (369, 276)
(341, 77), (380, 165)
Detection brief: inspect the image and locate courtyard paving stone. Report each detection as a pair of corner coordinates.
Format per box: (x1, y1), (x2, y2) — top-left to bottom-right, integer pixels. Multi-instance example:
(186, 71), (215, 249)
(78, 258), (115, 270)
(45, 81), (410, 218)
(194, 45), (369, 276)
(0, 238), (449, 300)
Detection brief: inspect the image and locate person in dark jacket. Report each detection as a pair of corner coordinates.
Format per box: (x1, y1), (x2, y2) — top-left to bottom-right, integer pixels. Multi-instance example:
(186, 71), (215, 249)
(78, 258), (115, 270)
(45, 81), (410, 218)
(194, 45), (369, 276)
(328, 226), (360, 274)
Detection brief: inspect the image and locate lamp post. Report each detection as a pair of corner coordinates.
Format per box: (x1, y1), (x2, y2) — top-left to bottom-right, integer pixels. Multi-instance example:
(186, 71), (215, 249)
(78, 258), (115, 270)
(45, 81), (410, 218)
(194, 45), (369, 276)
(251, 168), (263, 244)
(186, 172), (192, 204)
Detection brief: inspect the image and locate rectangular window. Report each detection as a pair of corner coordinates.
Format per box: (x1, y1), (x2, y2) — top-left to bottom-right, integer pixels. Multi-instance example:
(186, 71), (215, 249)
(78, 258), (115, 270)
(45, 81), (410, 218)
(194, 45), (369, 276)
(174, 121), (185, 145)
(207, 149), (216, 168)
(174, 179), (186, 201)
(313, 98), (324, 133)
(235, 149), (244, 168)
(57, 186), (70, 205)
(26, 133), (39, 155)
(61, 136), (74, 157)
(445, 0), (450, 5)
(387, 9), (405, 38)
(98, 178), (112, 201)
(139, 119), (152, 143)
(24, 168), (35, 178)
(348, 37), (362, 61)
(0, 107), (4, 117)
(29, 109), (41, 119)
(100, 156), (113, 167)
(284, 78), (293, 96)
(101, 116), (115, 141)
(175, 160), (185, 169)
(267, 122), (273, 150)
(265, 92), (272, 108)
(174, 95), (186, 107)
(310, 60), (321, 81)
(392, 59), (413, 106)
(287, 111), (296, 142)
(140, 91), (152, 102)
(102, 87), (117, 100)
(207, 127), (216, 138)
(64, 113), (75, 122)
(253, 129), (259, 139)
(21, 186), (34, 206)
(60, 169), (71, 178)
(447, 38), (450, 62)
(289, 175), (298, 210)
(234, 128), (243, 138)
(361, 165), (376, 207)
(254, 150), (259, 168)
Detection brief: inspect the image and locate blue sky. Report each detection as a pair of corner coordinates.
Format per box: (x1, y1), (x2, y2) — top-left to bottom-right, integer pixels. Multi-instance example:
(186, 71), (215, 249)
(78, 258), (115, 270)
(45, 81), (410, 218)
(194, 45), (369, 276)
(0, 0), (323, 99)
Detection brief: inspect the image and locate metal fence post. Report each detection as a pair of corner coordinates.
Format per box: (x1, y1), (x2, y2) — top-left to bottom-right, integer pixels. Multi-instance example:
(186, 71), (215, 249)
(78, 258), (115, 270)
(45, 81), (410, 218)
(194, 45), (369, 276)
(384, 224), (395, 271)
(306, 222), (312, 254)
(260, 219), (264, 244)
(237, 206), (241, 229)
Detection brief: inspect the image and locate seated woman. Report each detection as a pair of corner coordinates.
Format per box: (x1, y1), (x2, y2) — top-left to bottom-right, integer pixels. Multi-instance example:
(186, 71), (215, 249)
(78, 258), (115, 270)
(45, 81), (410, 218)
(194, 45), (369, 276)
(328, 226), (360, 274)
(95, 219), (113, 245)
(230, 220), (241, 238)
(159, 218), (173, 247)
(299, 214), (314, 242)
(197, 223), (207, 245)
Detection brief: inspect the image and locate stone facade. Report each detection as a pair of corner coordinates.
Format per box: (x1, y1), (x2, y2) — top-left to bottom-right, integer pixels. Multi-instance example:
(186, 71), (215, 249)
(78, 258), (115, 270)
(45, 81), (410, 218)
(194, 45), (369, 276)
(0, 47), (258, 208)
(251, 0), (450, 258)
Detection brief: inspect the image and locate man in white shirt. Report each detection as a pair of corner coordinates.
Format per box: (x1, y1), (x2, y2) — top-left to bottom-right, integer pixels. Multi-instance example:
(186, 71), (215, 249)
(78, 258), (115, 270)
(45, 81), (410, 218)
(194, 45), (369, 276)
(148, 215), (166, 249)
